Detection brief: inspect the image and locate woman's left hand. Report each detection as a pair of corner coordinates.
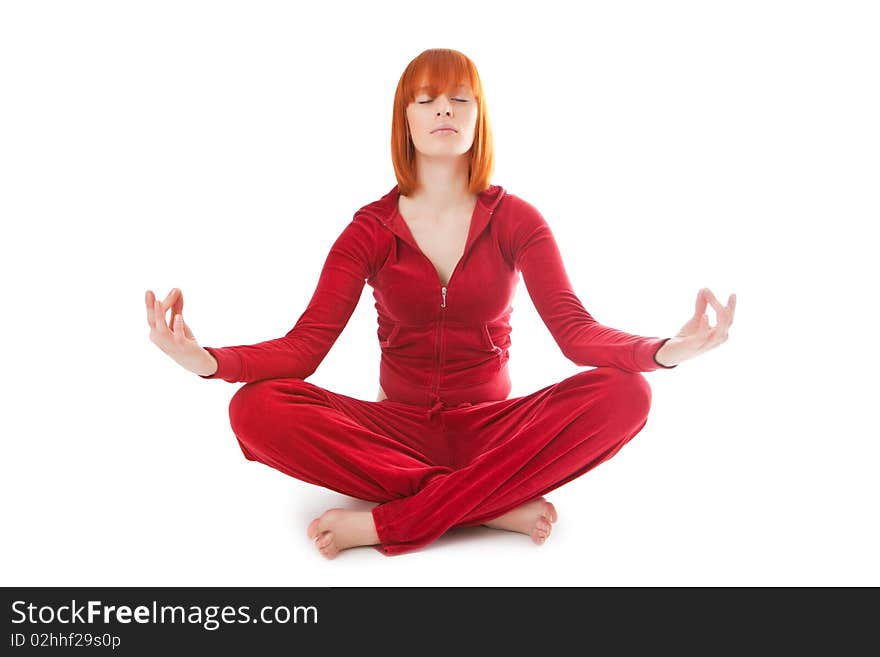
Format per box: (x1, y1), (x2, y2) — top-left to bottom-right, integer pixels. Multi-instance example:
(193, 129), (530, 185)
(655, 288), (736, 367)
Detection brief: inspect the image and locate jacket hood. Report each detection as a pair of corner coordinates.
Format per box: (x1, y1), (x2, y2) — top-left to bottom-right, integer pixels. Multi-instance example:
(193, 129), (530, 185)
(358, 183), (507, 254)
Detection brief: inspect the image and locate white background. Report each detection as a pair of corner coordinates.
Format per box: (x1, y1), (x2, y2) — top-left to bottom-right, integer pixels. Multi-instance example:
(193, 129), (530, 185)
(1, 0), (877, 586)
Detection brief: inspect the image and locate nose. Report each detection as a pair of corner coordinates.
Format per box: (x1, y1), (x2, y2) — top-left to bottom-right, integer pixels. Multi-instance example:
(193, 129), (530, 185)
(435, 95), (453, 116)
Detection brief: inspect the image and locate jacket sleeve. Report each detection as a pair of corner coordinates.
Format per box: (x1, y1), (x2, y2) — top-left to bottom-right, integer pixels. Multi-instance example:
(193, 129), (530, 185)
(510, 198), (677, 372)
(199, 213), (383, 383)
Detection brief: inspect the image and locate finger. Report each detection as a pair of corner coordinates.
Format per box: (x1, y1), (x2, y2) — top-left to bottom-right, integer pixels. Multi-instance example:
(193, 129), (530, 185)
(162, 288), (179, 311)
(172, 313), (183, 339)
(711, 292), (736, 334)
(165, 288), (184, 319)
(145, 290), (155, 327)
(699, 316), (719, 350)
(172, 288), (184, 319)
(159, 288), (185, 327)
(703, 287), (724, 334)
(699, 314), (711, 339)
(694, 288), (708, 319)
(704, 288), (726, 316)
(154, 299), (169, 334)
(181, 315), (195, 341)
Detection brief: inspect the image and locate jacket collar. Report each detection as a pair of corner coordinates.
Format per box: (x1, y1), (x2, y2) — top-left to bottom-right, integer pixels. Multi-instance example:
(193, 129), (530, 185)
(369, 183), (506, 257)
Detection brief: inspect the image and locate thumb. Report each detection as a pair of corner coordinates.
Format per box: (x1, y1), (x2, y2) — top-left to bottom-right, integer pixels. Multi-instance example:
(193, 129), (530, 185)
(171, 313), (184, 338)
(699, 314), (710, 337)
(180, 314), (195, 341)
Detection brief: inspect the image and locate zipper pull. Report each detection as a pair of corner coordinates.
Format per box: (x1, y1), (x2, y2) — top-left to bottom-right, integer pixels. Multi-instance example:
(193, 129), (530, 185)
(441, 286), (447, 308)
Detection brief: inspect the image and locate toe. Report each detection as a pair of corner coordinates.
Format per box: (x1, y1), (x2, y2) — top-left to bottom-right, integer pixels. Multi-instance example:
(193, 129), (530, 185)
(306, 518), (320, 540)
(316, 532), (334, 549)
(533, 516), (553, 545)
(542, 501), (558, 523)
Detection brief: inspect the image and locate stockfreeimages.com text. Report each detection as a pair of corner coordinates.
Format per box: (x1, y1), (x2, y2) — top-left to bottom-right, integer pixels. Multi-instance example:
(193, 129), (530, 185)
(11, 599), (317, 631)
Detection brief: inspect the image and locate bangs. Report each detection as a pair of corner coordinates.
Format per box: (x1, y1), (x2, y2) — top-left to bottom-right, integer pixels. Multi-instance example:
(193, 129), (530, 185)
(402, 49), (481, 102)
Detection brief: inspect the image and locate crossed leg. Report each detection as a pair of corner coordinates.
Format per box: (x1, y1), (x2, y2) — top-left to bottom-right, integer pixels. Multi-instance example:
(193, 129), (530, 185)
(227, 367), (652, 558)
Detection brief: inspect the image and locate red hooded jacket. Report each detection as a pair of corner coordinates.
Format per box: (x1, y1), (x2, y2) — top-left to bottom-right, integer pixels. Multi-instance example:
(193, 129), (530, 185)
(200, 184), (676, 414)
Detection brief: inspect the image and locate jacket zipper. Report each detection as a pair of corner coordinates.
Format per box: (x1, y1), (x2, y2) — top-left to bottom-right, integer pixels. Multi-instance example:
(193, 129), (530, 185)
(428, 208), (494, 403)
(431, 284), (447, 400)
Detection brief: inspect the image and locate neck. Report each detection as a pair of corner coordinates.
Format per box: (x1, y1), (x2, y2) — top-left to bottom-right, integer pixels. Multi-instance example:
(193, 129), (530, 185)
(408, 154), (472, 208)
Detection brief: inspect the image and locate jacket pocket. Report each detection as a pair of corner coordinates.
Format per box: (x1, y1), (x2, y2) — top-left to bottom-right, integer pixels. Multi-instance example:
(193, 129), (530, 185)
(481, 322), (504, 355)
(379, 322), (400, 349)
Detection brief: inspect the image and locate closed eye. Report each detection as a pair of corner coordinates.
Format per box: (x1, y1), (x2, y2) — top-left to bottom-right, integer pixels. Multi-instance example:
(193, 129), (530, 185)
(418, 98), (470, 104)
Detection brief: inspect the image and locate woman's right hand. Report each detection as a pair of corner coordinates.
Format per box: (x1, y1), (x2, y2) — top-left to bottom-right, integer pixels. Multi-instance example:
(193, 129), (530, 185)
(145, 288), (217, 376)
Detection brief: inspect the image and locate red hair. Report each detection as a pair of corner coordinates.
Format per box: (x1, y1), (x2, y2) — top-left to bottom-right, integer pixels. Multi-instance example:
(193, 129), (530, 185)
(391, 49), (495, 196)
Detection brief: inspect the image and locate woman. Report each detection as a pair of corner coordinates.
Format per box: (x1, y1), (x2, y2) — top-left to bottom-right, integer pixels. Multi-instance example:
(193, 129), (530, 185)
(145, 48), (736, 558)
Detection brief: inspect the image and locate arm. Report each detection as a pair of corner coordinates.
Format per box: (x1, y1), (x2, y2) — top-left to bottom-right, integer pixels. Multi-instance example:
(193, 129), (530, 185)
(199, 214), (383, 383)
(510, 198), (677, 372)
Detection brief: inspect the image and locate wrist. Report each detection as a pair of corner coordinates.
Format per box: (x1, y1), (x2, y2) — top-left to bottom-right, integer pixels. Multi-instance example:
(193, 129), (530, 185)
(653, 338), (678, 368)
(195, 349), (219, 377)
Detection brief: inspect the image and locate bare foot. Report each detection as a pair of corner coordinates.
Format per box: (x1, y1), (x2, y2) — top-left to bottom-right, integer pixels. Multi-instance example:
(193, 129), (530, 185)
(483, 497), (558, 545)
(306, 509), (380, 559)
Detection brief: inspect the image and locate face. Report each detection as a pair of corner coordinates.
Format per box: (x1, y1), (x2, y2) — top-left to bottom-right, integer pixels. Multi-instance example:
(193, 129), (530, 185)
(405, 82), (478, 159)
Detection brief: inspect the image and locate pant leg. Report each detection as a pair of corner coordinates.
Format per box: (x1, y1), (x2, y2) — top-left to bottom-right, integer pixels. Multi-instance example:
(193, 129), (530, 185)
(227, 377), (452, 503)
(370, 367), (653, 555)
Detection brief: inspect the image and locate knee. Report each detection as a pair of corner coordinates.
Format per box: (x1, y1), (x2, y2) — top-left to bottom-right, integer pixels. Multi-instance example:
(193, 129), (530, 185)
(590, 368), (653, 426)
(570, 367), (651, 428)
(562, 367), (652, 419)
(229, 380), (273, 439)
(228, 377), (314, 439)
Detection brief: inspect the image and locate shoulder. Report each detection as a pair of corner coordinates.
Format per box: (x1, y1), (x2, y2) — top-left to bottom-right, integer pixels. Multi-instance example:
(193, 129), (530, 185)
(322, 188), (396, 253)
(493, 189), (549, 236)
(490, 189), (552, 266)
(352, 184), (399, 228)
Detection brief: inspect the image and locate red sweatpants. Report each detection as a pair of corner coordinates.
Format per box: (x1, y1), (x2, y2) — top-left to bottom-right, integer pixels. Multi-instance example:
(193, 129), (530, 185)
(226, 366), (653, 556)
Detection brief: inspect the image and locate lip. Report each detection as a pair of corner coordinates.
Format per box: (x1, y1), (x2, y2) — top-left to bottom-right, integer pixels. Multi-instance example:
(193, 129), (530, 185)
(431, 125), (458, 133)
